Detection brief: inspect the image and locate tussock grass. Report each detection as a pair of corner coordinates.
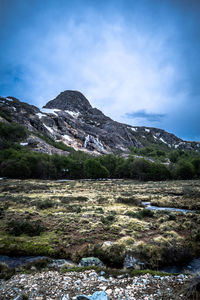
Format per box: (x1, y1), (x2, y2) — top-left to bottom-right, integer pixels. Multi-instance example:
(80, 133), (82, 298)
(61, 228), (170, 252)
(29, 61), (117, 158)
(0, 178), (199, 269)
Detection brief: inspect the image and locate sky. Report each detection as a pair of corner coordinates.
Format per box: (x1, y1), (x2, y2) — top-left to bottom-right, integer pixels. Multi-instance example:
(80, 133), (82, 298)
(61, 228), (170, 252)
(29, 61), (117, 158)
(0, 0), (200, 141)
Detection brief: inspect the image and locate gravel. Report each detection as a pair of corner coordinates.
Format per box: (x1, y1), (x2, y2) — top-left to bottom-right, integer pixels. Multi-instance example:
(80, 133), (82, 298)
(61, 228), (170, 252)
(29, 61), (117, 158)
(0, 270), (191, 300)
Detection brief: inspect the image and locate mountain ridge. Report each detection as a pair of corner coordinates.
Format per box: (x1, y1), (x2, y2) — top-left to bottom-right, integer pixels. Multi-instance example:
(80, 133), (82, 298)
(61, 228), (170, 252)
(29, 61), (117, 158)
(0, 91), (199, 155)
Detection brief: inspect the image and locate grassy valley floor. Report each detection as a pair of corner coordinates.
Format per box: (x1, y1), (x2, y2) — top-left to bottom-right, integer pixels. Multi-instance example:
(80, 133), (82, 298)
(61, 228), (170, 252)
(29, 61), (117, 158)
(0, 179), (199, 269)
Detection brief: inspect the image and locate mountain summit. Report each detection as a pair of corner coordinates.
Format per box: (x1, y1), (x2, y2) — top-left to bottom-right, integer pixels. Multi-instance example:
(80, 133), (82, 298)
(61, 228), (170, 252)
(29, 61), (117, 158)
(0, 91), (199, 155)
(43, 90), (92, 113)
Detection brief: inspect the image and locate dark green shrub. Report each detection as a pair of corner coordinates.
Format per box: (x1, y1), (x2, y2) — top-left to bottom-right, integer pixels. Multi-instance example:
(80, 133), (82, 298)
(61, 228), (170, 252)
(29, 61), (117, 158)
(168, 213), (176, 221)
(67, 205), (82, 213)
(26, 257), (52, 270)
(116, 196), (141, 206)
(99, 154), (123, 177)
(7, 218), (44, 236)
(93, 244), (125, 268)
(169, 151), (179, 163)
(84, 159), (109, 179)
(60, 196), (88, 204)
(35, 200), (55, 209)
(0, 122), (27, 143)
(101, 215), (115, 224)
(95, 207), (104, 213)
(131, 159), (151, 181)
(191, 158), (200, 177)
(126, 209), (154, 219)
(147, 163), (171, 181)
(161, 245), (192, 267)
(175, 160), (195, 179)
(1, 159), (31, 178)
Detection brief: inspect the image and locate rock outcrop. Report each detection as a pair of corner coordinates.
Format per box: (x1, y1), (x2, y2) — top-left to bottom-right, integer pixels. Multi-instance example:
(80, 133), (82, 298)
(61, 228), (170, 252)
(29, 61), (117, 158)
(0, 91), (199, 155)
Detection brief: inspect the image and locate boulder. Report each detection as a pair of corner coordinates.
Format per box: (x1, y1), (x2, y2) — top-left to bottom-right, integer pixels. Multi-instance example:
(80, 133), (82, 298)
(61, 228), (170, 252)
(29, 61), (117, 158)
(79, 257), (104, 267)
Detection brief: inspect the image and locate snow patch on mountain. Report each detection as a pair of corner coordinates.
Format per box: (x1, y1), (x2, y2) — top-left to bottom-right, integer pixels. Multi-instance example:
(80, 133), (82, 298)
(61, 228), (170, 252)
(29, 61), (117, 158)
(131, 127), (137, 132)
(36, 113), (46, 119)
(63, 134), (73, 142)
(160, 137), (167, 144)
(6, 97), (13, 101)
(65, 110), (80, 118)
(43, 124), (54, 134)
(41, 108), (60, 116)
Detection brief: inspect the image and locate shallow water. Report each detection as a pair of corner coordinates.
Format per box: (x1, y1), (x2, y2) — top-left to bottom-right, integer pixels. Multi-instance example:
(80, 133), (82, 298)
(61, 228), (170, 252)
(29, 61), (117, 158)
(0, 255), (46, 268)
(161, 258), (200, 274)
(0, 255), (199, 274)
(142, 201), (193, 214)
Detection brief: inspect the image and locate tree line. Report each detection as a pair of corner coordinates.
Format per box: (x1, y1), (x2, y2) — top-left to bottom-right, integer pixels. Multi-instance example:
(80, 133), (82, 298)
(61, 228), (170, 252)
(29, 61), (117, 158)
(0, 122), (200, 180)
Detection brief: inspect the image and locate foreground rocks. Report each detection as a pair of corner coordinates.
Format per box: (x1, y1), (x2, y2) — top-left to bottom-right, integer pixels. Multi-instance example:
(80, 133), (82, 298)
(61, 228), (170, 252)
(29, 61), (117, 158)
(0, 270), (191, 300)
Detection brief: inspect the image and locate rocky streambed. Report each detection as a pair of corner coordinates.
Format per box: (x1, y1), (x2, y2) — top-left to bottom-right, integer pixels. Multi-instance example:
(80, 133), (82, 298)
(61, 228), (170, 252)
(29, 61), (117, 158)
(0, 269), (192, 300)
(0, 255), (199, 300)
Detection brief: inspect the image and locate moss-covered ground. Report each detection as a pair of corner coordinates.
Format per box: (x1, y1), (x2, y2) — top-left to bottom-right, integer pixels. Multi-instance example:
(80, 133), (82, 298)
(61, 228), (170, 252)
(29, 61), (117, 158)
(0, 179), (199, 269)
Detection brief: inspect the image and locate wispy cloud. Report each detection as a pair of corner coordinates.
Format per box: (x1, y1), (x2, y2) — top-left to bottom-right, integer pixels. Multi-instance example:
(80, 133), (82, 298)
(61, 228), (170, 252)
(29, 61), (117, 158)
(125, 110), (166, 123)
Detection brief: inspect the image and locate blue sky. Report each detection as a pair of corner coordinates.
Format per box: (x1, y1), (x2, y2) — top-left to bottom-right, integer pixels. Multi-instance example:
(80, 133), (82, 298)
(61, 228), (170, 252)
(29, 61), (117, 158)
(0, 0), (200, 141)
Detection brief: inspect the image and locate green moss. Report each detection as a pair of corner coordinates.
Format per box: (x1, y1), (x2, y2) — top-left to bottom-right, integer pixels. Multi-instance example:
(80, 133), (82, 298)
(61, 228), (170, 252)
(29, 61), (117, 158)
(0, 232), (56, 256)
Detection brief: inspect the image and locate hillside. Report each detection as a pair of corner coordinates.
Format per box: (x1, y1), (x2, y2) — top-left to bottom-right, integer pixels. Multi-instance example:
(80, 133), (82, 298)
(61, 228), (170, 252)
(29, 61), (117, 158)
(0, 91), (199, 156)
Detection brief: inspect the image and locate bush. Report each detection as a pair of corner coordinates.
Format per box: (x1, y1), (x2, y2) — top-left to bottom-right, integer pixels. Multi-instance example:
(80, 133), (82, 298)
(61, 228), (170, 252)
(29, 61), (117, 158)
(147, 163), (171, 181)
(101, 215), (115, 224)
(131, 159), (151, 181)
(7, 218), (44, 236)
(67, 205), (82, 213)
(161, 245), (192, 267)
(93, 243), (126, 268)
(99, 154), (123, 177)
(1, 159), (31, 178)
(126, 209), (154, 219)
(0, 122), (27, 143)
(35, 200), (56, 210)
(26, 257), (52, 270)
(84, 159), (109, 179)
(116, 196), (141, 206)
(60, 196), (88, 204)
(191, 158), (200, 177)
(175, 160), (195, 179)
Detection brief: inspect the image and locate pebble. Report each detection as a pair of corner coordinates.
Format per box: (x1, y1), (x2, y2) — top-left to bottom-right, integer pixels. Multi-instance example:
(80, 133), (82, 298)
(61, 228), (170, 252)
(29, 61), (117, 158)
(0, 271), (190, 300)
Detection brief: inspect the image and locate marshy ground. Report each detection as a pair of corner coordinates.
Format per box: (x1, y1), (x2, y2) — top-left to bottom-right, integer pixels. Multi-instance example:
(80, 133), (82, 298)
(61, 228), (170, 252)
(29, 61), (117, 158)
(0, 179), (199, 269)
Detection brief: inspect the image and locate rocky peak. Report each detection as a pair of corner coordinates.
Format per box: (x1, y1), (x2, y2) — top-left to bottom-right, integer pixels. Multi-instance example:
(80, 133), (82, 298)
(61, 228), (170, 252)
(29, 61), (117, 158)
(43, 90), (92, 113)
(0, 92), (200, 155)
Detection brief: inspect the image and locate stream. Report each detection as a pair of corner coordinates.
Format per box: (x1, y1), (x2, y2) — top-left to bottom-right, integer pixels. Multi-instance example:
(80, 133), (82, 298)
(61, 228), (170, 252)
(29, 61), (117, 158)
(0, 255), (199, 274)
(142, 201), (194, 214)
(141, 201), (200, 273)
(161, 258), (200, 274)
(0, 202), (198, 273)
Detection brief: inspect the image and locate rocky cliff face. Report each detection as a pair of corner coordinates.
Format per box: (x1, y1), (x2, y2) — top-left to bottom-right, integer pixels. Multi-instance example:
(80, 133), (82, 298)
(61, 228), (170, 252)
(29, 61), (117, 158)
(0, 91), (199, 155)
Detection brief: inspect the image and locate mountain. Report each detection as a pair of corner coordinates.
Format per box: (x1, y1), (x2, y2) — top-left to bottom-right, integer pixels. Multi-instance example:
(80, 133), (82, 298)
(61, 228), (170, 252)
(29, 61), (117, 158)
(0, 91), (199, 155)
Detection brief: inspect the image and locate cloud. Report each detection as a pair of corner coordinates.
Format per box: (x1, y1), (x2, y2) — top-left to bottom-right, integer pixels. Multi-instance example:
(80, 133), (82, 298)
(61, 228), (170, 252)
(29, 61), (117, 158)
(125, 110), (166, 123)
(0, 0), (200, 141)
